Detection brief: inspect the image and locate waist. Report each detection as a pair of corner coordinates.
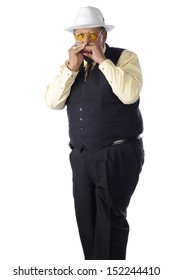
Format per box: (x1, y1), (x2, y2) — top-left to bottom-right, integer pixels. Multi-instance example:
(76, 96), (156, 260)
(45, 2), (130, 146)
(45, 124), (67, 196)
(69, 134), (143, 152)
(112, 134), (143, 145)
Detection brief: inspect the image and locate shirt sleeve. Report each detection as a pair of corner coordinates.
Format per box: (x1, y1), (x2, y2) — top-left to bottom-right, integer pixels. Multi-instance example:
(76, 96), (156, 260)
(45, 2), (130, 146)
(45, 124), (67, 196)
(45, 61), (79, 109)
(98, 49), (143, 104)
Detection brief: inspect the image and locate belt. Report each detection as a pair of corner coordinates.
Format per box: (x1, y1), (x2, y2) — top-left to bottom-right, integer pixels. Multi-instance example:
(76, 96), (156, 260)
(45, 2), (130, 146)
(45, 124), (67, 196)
(112, 134), (143, 145)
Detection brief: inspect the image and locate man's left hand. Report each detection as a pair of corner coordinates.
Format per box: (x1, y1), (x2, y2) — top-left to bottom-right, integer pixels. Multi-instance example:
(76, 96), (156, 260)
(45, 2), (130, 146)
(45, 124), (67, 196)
(82, 43), (106, 64)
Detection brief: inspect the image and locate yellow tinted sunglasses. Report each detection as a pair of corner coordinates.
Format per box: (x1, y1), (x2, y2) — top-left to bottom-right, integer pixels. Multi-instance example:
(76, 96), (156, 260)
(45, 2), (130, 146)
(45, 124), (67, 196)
(74, 29), (103, 42)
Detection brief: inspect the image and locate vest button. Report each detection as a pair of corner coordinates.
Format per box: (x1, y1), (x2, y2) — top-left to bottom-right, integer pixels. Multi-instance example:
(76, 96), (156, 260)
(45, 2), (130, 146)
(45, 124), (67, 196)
(79, 108), (82, 111)
(80, 117), (83, 121)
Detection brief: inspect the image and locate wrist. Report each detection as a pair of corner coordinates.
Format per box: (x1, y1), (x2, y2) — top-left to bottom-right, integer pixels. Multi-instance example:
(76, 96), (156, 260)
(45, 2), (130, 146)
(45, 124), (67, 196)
(98, 58), (106, 64)
(67, 62), (79, 72)
(97, 56), (107, 65)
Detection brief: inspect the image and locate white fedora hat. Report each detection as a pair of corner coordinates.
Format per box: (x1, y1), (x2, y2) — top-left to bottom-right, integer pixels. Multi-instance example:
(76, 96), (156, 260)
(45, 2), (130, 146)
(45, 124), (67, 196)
(65, 6), (115, 32)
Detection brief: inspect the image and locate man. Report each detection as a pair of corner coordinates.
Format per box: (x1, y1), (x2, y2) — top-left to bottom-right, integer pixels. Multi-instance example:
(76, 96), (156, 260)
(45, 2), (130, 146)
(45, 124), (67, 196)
(45, 6), (144, 260)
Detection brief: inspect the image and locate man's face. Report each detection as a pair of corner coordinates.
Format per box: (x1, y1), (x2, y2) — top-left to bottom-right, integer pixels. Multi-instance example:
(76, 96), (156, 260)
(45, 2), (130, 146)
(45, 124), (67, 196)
(73, 27), (106, 47)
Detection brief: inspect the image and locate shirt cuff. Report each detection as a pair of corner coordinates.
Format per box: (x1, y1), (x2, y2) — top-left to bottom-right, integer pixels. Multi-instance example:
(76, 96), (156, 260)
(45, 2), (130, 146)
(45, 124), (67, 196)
(63, 66), (79, 79)
(99, 59), (117, 73)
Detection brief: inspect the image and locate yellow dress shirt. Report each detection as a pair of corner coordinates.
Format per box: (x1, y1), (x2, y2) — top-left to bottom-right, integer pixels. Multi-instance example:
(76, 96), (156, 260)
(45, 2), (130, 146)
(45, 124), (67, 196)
(45, 46), (143, 109)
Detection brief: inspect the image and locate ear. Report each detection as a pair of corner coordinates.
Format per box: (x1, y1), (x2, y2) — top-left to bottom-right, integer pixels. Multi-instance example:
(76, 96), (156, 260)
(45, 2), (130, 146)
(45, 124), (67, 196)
(103, 31), (107, 42)
(103, 31), (107, 41)
(101, 31), (107, 47)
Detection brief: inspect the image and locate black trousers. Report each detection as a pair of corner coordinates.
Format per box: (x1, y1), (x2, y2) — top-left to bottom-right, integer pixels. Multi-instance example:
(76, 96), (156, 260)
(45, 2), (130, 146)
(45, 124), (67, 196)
(69, 139), (144, 260)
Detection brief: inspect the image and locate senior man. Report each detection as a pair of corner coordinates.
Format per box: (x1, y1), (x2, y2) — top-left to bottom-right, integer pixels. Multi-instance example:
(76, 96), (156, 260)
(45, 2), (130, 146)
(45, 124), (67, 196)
(45, 6), (144, 260)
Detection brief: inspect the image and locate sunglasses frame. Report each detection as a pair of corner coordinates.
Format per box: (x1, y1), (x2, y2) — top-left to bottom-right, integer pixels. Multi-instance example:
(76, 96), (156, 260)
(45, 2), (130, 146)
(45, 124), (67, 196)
(74, 29), (104, 42)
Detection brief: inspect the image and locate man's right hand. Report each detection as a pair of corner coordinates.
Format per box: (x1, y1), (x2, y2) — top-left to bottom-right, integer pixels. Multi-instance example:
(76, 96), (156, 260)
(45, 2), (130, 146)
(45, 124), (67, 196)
(67, 43), (87, 71)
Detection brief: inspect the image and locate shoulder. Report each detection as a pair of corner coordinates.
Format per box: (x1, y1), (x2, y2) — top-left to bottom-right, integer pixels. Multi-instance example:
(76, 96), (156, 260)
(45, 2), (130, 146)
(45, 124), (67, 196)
(117, 49), (140, 66)
(107, 44), (138, 59)
(106, 45), (125, 55)
(105, 44), (125, 64)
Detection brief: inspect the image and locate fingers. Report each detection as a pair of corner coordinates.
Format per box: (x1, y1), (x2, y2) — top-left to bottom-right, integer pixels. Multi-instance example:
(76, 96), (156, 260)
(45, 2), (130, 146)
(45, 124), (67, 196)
(82, 45), (105, 64)
(71, 43), (87, 53)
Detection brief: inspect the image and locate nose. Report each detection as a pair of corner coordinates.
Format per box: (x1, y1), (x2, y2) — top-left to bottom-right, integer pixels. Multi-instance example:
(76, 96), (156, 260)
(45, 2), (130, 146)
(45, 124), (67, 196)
(82, 34), (90, 43)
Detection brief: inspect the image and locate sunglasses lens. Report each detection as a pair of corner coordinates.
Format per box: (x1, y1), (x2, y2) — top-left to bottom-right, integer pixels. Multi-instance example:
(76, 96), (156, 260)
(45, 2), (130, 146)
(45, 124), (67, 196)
(89, 33), (98, 41)
(76, 34), (85, 41)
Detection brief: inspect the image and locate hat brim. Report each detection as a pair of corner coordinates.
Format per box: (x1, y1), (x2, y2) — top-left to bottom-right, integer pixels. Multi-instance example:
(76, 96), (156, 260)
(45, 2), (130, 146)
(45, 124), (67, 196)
(64, 24), (115, 32)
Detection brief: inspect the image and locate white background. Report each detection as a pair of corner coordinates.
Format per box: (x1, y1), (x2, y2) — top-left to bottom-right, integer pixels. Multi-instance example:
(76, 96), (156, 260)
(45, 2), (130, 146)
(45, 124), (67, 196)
(0, 0), (172, 279)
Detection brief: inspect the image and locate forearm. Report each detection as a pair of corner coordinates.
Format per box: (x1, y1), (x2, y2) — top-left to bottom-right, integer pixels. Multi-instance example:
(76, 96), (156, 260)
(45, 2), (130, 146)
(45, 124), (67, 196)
(99, 50), (143, 104)
(45, 64), (79, 110)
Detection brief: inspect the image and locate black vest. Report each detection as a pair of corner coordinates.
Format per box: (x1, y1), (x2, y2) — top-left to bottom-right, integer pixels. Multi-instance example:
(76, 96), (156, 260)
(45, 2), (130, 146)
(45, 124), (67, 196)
(66, 44), (143, 152)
